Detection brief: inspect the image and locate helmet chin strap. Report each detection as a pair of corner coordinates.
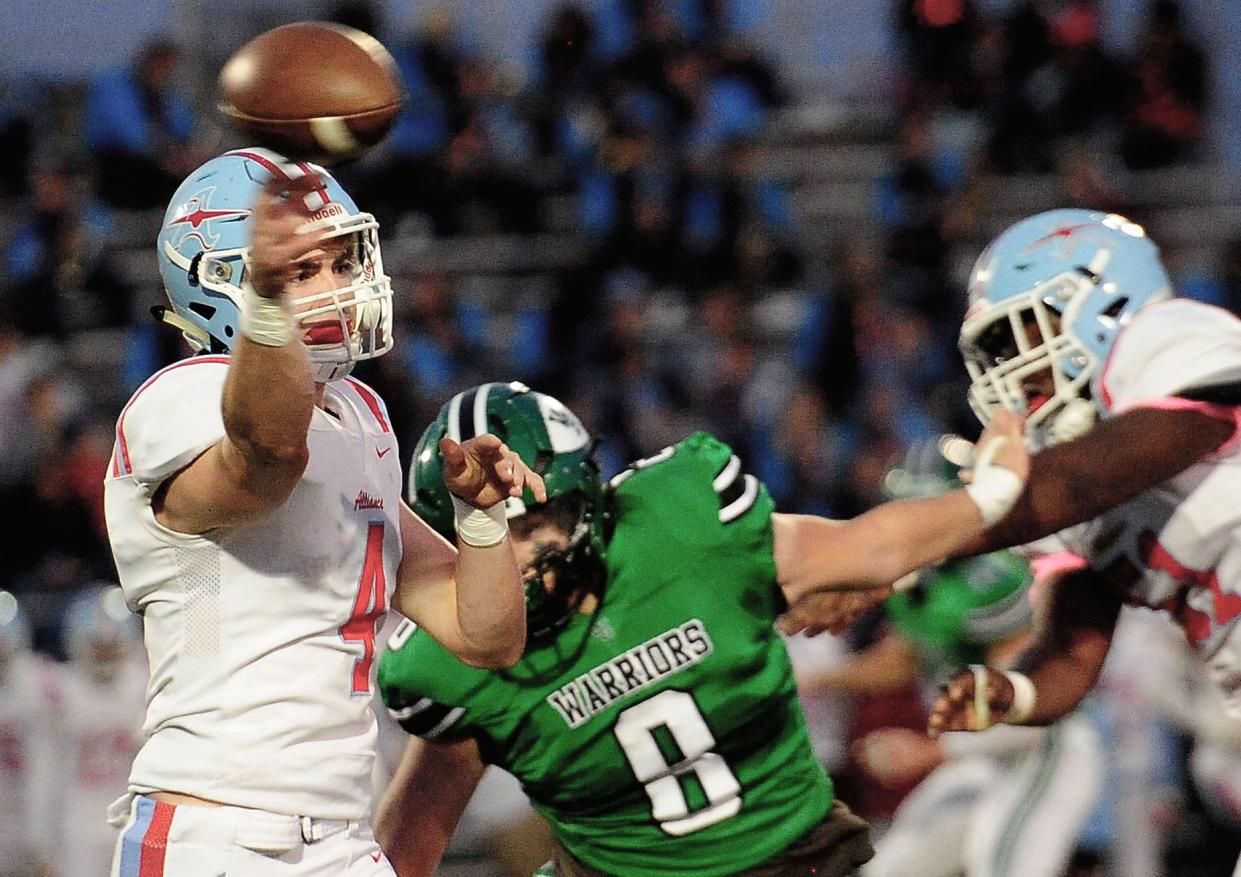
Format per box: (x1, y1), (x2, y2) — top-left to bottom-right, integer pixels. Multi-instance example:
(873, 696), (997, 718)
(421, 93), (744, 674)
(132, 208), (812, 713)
(1048, 397), (1097, 444)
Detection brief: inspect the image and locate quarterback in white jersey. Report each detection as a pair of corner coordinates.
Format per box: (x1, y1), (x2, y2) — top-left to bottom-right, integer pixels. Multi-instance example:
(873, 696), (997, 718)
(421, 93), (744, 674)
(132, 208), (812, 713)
(103, 149), (542, 877)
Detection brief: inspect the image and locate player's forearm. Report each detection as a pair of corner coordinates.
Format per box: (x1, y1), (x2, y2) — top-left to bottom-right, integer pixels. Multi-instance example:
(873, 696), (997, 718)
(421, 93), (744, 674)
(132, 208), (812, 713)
(851, 490), (997, 588)
(963, 407), (1234, 556)
(451, 541), (526, 668)
(378, 737), (486, 876)
(376, 778), (455, 877)
(376, 813), (451, 877)
(1005, 568), (1119, 724)
(221, 335), (314, 470)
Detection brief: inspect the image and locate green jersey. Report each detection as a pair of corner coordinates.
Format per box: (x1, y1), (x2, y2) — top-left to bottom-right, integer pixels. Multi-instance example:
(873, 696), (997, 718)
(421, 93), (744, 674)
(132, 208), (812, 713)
(379, 433), (831, 876)
(885, 551), (1033, 683)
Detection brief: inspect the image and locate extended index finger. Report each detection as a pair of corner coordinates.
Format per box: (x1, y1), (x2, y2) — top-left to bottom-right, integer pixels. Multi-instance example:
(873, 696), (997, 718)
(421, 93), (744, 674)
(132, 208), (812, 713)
(525, 468), (547, 503)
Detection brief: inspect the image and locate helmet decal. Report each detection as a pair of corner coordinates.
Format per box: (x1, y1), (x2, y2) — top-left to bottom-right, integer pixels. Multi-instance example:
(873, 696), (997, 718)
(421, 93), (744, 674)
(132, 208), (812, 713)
(537, 394), (590, 453)
(1014, 222), (1095, 263)
(164, 186), (251, 251)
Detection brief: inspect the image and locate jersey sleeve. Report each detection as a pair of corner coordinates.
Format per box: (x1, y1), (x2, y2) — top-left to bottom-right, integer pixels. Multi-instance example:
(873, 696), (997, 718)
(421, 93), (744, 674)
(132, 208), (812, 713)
(610, 432), (775, 557)
(377, 621), (471, 742)
(1098, 299), (1241, 416)
(112, 357), (231, 490)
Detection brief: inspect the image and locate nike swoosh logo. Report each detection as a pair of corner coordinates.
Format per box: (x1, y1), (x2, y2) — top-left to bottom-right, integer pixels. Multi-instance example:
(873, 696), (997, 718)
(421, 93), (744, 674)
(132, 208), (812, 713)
(370, 851), (383, 862)
(376, 447), (391, 459)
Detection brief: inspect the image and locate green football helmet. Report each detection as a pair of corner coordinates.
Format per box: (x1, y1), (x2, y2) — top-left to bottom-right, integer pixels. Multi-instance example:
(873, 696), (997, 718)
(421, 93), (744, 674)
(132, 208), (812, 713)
(409, 382), (607, 641)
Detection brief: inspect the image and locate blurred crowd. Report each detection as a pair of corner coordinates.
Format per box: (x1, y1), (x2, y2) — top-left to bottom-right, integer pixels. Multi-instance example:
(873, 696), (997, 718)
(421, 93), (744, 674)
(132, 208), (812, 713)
(1, 0), (1240, 872)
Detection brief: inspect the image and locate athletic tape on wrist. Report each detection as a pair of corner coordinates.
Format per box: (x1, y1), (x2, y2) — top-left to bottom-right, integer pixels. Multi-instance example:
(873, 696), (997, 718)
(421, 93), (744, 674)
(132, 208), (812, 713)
(451, 495), (509, 548)
(1001, 670), (1037, 724)
(970, 665), (991, 731)
(241, 293), (297, 347)
(964, 436), (1025, 525)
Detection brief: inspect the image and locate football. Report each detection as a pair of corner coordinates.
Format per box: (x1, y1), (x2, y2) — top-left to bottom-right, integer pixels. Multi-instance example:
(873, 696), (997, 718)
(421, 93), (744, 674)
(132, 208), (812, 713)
(218, 22), (404, 163)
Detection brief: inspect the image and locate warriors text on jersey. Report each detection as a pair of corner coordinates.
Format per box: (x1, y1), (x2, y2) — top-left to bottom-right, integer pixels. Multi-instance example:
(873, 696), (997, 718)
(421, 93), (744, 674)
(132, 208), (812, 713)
(103, 356), (402, 819)
(379, 433), (831, 877)
(1055, 299), (1241, 710)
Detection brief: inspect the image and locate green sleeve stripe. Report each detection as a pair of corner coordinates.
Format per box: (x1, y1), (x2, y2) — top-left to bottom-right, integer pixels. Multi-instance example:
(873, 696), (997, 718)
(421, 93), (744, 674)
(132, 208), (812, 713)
(713, 454), (759, 523)
(712, 454), (742, 493)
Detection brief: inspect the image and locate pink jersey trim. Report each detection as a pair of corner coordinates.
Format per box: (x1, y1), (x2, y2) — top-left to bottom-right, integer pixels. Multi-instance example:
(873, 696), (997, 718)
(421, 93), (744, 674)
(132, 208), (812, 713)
(1030, 551), (1088, 581)
(344, 377), (391, 433)
(113, 356), (231, 477)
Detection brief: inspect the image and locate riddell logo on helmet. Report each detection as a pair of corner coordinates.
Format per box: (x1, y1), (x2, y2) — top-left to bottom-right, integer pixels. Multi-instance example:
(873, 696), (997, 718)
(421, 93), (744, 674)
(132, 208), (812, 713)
(311, 202), (347, 222)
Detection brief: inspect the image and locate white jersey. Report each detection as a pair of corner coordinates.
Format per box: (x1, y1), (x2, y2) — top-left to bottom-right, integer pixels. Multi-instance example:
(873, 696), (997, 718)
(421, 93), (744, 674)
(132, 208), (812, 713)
(0, 652), (60, 867)
(1057, 299), (1241, 709)
(103, 356), (403, 820)
(53, 658), (147, 877)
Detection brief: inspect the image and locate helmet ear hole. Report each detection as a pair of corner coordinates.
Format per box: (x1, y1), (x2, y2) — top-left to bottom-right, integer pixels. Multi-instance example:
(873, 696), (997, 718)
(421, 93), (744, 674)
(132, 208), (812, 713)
(1101, 296), (1129, 320)
(189, 302), (217, 321)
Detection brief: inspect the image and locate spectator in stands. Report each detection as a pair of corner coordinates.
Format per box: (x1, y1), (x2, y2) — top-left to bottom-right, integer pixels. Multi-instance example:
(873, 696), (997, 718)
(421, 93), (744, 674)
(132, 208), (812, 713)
(5, 162), (132, 338)
(1120, 0), (1208, 169)
(683, 137), (795, 288)
(528, 4), (598, 158)
(1047, 0), (1126, 138)
(368, 13), (540, 234)
(896, 0), (984, 110)
(580, 122), (683, 284)
(0, 309), (55, 490)
(84, 39), (200, 210)
(395, 270), (486, 401)
(0, 397), (110, 601)
(984, 1), (1057, 172)
(0, 79), (32, 198)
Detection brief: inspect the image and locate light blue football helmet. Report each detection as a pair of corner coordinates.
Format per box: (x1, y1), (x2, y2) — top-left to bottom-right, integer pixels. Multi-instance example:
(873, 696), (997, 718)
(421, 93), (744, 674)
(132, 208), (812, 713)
(959, 208), (1172, 445)
(157, 147), (394, 382)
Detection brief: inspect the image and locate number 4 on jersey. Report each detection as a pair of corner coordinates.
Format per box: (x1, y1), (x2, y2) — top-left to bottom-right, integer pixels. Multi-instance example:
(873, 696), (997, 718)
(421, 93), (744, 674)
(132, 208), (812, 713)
(340, 522), (387, 694)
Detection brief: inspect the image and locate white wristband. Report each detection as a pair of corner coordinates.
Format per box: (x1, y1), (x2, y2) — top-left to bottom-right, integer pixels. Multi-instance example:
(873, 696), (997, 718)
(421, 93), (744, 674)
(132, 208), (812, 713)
(964, 436), (1025, 525)
(1001, 670), (1037, 724)
(241, 293), (297, 347)
(451, 495), (509, 548)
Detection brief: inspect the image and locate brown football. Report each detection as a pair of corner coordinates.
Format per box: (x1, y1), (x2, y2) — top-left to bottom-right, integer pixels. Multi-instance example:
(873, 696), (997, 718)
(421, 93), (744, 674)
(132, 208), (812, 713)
(219, 22), (404, 163)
